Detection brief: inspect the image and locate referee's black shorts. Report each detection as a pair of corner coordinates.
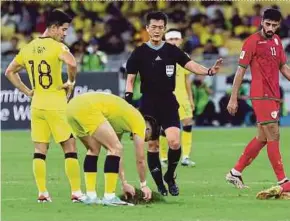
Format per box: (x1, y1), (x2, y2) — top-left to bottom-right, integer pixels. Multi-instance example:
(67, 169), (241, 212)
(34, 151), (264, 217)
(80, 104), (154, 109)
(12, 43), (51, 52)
(139, 93), (180, 132)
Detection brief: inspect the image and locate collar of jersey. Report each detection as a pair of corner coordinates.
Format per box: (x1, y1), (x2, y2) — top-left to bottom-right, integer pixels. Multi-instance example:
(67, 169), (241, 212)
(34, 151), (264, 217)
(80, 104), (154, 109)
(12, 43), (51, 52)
(39, 36), (53, 39)
(145, 41), (165, 50)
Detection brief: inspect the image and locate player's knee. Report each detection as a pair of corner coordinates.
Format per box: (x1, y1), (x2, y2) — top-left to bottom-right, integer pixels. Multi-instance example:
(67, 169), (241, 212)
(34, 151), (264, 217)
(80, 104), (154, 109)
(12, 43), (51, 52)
(167, 138), (180, 150)
(34, 143), (48, 155)
(87, 148), (99, 156)
(108, 142), (123, 156)
(257, 136), (267, 143)
(148, 141), (159, 152)
(116, 142), (123, 154)
(182, 118), (193, 126)
(270, 133), (280, 141)
(256, 133), (267, 143)
(85, 142), (100, 155)
(264, 123), (280, 141)
(61, 137), (77, 153)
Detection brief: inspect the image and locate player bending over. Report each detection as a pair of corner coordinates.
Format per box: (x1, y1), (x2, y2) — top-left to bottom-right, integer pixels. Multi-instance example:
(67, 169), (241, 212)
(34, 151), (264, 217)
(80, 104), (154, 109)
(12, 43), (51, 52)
(66, 92), (153, 206)
(5, 9), (83, 202)
(226, 8), (290, 189)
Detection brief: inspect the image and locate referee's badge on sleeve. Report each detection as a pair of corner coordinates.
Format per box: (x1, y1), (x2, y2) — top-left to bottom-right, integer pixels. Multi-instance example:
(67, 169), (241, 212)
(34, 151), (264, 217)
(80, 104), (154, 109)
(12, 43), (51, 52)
(166, 65), (174, 77)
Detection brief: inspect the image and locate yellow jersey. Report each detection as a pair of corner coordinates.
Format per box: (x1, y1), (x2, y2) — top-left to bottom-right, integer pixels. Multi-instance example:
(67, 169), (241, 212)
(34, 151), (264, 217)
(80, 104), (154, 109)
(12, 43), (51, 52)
(174, 64), (191, 102)
(70, 92), (146, 139)
(15, 37), (69, 110)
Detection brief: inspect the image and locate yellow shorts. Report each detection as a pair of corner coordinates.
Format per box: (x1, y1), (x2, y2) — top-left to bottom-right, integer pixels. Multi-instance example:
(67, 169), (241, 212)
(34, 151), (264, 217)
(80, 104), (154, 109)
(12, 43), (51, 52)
(31, 108), (72, 143)
(178, 100), (193, 120)
(67, 106), (107, 138)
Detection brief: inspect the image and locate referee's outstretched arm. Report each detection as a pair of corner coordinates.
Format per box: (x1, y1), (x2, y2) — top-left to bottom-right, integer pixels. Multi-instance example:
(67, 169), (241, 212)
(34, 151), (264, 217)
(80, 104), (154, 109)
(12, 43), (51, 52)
(184, 58), (223, 76)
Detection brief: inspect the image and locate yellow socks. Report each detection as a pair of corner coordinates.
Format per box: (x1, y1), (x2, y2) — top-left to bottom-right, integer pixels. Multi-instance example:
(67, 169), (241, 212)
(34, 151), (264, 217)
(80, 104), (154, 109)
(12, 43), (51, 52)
(84, 155), (98, 196)
(104, 155), (120, 198)
(182, 125), (193, 158)
(33, 153), (47, 194)
(64, 153), (81, 193)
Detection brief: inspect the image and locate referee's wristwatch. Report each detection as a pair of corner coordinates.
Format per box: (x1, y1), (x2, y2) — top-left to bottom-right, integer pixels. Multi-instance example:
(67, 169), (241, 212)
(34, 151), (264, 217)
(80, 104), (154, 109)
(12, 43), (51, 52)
(207, 68), (214, 76)
(125, 92), (133, 104)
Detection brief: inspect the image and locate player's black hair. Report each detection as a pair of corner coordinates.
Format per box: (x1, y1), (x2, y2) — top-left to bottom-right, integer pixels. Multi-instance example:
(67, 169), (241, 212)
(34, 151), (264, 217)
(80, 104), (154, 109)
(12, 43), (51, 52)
(262, 8), (282, 22)
(144, 115), (160, 141)
(146, 11), (168, 26)
(46, 9), (72, 27)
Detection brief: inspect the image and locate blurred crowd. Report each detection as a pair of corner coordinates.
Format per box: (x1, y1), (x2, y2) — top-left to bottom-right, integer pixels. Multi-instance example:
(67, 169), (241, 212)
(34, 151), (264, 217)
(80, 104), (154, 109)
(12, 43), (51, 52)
(2, 1), (290, 125)
(2, 1), (290, 72)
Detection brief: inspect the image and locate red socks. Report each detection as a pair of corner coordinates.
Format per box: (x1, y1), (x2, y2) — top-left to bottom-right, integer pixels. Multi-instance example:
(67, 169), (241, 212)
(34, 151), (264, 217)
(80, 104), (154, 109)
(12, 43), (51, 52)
(281, 181), (290, 192)
(234, 138), (266, 172)
(267, 141), (286, 182)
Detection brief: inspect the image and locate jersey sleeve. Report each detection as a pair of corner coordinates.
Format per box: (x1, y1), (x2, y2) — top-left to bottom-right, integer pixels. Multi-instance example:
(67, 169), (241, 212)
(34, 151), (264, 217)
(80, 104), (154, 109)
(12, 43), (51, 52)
(57, 43), (70, 58)
(14, 49), (25, 66)
(126, 48), (139, 75)
(131, 111), (146, 140)
(183, 67), (191, 75)
(238, 37), (256, 68)
(173, 46), (191, 67)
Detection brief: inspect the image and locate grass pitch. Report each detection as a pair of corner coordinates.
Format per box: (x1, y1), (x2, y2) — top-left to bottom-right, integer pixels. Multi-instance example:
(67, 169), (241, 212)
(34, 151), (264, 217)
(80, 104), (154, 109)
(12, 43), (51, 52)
(2, 128), (290, 221)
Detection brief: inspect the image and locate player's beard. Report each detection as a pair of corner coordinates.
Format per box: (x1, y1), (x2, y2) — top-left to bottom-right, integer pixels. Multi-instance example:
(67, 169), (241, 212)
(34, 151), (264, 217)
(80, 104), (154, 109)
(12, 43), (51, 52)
(263, 28), (274, 38)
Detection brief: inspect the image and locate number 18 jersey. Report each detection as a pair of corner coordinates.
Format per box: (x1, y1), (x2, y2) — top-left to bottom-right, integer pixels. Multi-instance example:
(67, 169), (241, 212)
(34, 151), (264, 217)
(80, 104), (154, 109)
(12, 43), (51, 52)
(15, 37), (69, 110)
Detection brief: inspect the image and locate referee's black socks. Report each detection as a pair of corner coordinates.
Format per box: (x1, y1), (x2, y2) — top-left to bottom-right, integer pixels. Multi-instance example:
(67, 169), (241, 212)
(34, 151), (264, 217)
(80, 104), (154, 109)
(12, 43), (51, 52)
(166, 147), (181, 179)
(147, 152), (164, 187)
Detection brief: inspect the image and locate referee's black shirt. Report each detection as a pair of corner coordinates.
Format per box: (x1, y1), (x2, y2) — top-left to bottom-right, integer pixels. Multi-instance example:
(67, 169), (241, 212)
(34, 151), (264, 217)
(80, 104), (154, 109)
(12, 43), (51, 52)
(126, 41), (191, 95)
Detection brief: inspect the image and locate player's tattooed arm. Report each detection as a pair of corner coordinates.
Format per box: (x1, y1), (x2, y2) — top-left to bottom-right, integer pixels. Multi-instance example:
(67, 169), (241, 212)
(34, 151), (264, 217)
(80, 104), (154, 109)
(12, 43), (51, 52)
(227, 66), (247, 116)
(280, 64), (290, 81)
(5, 59), (33, 97)
(184, 58), (223, 76)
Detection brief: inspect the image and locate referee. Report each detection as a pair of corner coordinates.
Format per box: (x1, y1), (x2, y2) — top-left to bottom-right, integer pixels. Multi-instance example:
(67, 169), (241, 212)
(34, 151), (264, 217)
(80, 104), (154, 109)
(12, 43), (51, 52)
(125, 11), (223, 196)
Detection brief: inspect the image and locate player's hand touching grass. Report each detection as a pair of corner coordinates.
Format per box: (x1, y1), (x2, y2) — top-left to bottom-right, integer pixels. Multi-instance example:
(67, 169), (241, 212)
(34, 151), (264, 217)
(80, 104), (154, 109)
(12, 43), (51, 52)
(227, 97), (238, 116)
(209, 58), (223, 76)
(141, 186), (152, 201)
(122, 183), (136, 199)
